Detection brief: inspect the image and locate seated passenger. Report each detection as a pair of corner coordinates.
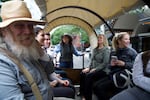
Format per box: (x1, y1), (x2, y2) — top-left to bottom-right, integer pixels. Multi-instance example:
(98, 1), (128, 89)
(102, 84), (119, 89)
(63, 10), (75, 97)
(35, 28), (75, 98)
(35, 26), (45, 46)
(78, 34), (110, 100)
(93, 32), (137, 100)
(44, 33), (70, 79)
(110, 51), (150, 100)
(0, 1), (53, 99)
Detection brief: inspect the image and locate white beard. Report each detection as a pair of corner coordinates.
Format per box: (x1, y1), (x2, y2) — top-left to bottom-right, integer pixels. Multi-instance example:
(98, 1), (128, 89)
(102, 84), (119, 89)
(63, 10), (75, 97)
(4, 33), (41, 60)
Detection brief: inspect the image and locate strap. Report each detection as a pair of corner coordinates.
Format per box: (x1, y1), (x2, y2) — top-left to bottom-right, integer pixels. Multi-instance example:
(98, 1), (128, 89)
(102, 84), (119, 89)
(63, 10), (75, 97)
(113, 69), (133, 88)
(0, 48), (42, 100)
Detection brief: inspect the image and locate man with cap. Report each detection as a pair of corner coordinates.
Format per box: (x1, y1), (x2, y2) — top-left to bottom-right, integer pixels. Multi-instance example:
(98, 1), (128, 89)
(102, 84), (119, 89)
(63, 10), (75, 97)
(0, 1), (53, 100)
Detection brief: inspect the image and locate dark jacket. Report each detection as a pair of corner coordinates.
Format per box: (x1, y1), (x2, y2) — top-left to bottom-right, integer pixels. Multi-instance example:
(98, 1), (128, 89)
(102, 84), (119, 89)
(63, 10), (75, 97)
(110, 47), (137, 73)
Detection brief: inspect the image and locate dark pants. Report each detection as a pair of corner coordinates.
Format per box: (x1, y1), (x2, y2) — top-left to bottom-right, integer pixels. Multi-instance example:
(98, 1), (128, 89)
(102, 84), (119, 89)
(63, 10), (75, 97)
(54, 68), (67, 78)
(59, 61), (73, 68)
(52, 84), (75, 98)
(93, 76), (123, 100)
(79, 70), (107, 100)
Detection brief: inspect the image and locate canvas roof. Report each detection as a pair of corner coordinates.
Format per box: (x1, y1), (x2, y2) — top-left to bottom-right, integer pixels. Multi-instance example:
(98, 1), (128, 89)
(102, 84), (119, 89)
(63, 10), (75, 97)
(34, 0), (145, 48)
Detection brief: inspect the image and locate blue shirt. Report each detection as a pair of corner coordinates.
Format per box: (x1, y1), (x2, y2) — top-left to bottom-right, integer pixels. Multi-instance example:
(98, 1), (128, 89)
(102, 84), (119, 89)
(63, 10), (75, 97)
(0, 54), (53, 100)
(54, 44), (82, 62)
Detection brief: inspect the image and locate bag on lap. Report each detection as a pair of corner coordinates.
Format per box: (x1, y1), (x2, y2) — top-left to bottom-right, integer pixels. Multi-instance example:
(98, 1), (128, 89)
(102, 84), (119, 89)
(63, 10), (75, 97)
(113, 50), (150, 89)
(112, 69), (134, 88)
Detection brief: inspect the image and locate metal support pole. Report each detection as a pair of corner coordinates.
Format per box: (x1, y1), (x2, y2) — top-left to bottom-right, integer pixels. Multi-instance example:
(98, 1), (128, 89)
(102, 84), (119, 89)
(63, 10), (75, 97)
(82, 54), (84, 69)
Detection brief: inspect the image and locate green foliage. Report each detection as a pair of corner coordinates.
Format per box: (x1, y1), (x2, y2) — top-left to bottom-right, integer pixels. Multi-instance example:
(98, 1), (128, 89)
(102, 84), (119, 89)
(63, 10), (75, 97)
(51, 25), (89, 45)
(0, 0), (10, 2)
(128, 5), (148, 14)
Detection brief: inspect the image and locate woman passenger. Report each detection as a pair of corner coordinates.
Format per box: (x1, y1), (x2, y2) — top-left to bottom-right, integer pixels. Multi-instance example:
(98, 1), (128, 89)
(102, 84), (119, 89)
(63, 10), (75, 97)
(54, 34), (83, 68)
(78, 33), (110, 100)
(35, 28), (75, 98)
(93, 32), (137, 100)
(111, 50), (150, 100)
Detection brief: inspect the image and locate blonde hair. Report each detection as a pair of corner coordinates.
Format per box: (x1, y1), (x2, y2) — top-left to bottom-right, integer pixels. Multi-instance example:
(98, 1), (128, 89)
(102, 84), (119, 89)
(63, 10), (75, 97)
(112, 32), (129, 50)
(96, 34), (109, 48)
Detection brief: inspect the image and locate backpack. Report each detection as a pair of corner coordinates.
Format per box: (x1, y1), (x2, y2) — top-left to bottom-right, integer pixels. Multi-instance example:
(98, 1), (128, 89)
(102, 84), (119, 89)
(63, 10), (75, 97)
(113, 68), (133, 88)
(113, 50), (150, 89)
(141, 50), (150, 77)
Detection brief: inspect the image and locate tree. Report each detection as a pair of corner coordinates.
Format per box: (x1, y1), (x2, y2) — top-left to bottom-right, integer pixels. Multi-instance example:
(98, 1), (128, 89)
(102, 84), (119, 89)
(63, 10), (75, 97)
(51, 25), (89, 47)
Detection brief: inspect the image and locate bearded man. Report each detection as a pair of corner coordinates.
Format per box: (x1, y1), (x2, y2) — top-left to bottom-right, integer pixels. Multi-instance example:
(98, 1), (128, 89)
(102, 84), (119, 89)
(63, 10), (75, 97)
(0, 1), (53, 100)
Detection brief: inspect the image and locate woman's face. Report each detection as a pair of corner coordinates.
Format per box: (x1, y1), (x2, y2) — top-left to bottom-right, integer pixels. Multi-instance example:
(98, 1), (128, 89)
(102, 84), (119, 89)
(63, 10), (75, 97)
(36, 30), (45, 46)
(62, 36), (69, 44)
(118, 34), (130, 48)
(98, 35), (104, 45)
(44, 34), (51, 48)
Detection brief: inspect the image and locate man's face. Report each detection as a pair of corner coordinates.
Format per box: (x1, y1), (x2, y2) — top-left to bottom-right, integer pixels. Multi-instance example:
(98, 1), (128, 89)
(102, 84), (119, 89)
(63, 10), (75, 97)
(2, 21), (42, 60)
(44, 34), (51, 48)
(6, 21), (35, 47)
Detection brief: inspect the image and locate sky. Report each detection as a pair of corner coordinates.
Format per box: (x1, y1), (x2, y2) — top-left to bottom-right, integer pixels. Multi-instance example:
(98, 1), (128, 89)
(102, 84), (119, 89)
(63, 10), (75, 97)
(24, 0), (42, 20)
(24, 0), (45, 29)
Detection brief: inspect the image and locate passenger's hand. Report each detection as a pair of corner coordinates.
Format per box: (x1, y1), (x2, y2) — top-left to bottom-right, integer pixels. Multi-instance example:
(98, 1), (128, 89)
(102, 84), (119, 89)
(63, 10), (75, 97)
(50, 80), (58, 87)
(111, 59), (117, 66)
(90, 68), (96, 72)
(116, 60), (125, 66)
(111, 59), (125, 67)
(61, 80), (70, 86)
(82, 68), (90, 73)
